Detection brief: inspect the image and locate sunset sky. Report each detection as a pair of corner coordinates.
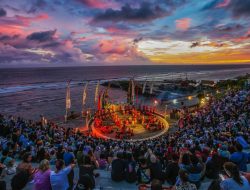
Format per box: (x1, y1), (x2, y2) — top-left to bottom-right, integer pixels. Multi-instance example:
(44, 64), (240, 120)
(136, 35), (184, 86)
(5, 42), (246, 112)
(0, 0), (250, 66)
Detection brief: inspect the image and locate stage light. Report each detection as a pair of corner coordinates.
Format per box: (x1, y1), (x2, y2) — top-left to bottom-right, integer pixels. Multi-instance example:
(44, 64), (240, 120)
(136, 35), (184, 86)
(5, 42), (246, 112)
(188, 96), (192, 100)
(173, 99), (177, 104)
(154, 100), (158, 105)
(200, 98), (205, 105)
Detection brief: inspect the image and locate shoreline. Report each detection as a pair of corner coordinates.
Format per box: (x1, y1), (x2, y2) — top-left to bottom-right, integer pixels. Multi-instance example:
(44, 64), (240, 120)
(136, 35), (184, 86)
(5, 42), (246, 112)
(0, 71), (250, 121)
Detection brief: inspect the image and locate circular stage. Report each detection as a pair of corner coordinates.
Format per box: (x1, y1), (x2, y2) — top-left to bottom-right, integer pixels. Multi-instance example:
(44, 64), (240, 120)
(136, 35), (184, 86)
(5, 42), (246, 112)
(90, 104), (169, 141)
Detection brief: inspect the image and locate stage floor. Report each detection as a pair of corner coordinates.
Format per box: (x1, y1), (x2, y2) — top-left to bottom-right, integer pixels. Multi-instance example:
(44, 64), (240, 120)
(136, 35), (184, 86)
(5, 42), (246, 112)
(91, 112), (169, 141)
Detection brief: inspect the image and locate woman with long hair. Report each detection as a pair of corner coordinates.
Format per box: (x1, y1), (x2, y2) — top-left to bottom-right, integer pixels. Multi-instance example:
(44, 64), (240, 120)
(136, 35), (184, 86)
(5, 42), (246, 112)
(77, 155), (99, 190)
(220, 162), (250, 190)
(179, 152), (191, 170)
(33, 159), (51, 190)
(16, 152), (36, 177)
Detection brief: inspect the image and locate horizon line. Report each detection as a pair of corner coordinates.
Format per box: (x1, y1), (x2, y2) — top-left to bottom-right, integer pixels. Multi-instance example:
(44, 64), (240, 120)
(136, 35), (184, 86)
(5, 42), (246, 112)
(1, 63), (250, 69)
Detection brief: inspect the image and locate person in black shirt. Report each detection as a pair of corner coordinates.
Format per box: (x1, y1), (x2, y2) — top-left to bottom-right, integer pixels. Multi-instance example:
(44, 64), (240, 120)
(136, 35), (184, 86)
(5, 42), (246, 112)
(205, 153), (221, 179)
(149, 155), (164, 182)
(165, 153), (179, 185)
(111, 152), (125, 182)
(78, 155), (99, 189)
(124, 152), (137, 183)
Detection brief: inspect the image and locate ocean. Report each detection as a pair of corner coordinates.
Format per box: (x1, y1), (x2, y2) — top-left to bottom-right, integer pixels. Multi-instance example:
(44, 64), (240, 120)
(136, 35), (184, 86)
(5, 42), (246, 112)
(1, 64), (250, 120)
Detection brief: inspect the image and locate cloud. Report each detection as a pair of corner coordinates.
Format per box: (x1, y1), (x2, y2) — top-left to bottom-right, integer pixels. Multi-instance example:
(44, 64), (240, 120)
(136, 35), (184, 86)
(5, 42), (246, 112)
(0, 13), (49, 35)
(133, 36), (143, 44)
(190, 41), (199, 48)
(98, 39), (129, 54)
(93, 2), (167, 23)
(0, 43), (50, 64)
(0, 8), (7, 17)
(27, 0), (48, 13)
(76, 0), (119, 9)
(215, 23), (243, 32)
(26, 30), (56, 42)
(0, 34), (19, 41)
(216, 0), (231, 8)
(175, 18), (191, 31)
(233, 29), (250, 42)
(190, 41), (228, 48)
(228, 0), (250, 18)
(102, 24), (137, 36)
(201, 0), (220, 10)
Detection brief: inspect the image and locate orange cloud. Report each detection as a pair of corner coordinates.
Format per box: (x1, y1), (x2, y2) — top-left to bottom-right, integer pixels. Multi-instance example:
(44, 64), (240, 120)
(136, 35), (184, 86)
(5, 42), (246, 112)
(146, 48), (250, 64)
(175, 18), (191, 31)
(98, 39), (128, 54)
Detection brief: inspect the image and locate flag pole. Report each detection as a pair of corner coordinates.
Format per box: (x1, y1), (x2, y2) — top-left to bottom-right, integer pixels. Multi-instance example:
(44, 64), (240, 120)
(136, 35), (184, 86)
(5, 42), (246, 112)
(95, 81), (100, 108)
(65, 81), (71, 122)
(82, 82), (88, 116)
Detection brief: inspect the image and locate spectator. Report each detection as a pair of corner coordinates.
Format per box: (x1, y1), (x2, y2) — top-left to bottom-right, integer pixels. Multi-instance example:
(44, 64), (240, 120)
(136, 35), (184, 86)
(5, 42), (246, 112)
(0, 163), (6, 190)
(11, 170), (29, 190)
(137, 158), (151, 185)
(98, 153), (108, 170)
(111, 152), (125, 182)
(230, 143), (249, 172)
(17, 153), (35, 178)
(220, 162), (250, 190)
(179, 153), (191, 170)
(63, 147), (75, 190)
(77, 155), (98, 189)
(50, 159), (75, 190)
(175, 169), (197, 190)
(206, 153), (221, 179)
(165, 153), (179, 185)
(149, 154), (164, 182)
(207, 179), (221, 190)
(124, 152), (137, 183)
(186, 154), (204, 188)
(33, 159), (51, 190)
(151, 179), (163, 190)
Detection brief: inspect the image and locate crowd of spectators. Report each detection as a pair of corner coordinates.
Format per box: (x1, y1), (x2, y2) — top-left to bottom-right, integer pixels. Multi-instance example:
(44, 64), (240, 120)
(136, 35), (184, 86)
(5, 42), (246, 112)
(0, 87), (250, 190)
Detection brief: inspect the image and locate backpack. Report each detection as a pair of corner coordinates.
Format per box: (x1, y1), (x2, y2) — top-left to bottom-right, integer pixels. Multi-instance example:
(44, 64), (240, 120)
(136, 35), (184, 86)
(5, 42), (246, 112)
(139, 168), (150, 184)
(125, 162), (137, 183)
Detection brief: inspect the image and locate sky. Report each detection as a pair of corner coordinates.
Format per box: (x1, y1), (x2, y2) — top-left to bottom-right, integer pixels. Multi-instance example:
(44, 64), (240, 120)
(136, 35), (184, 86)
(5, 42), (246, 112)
(0, 0), (250, 67)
